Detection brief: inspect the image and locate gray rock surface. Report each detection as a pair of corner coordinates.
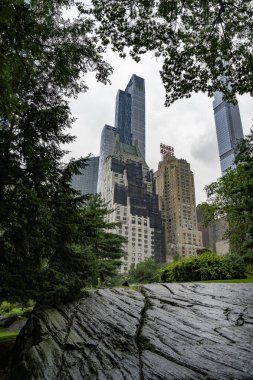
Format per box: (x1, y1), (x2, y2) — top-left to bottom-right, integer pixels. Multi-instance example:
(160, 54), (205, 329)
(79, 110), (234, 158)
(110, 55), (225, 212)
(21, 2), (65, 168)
(11, 284), (253, 380)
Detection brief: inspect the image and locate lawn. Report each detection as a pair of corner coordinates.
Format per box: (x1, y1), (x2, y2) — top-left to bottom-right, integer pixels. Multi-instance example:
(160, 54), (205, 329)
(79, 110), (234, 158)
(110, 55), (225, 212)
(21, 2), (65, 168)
(199, 276), (253, 283)
(0, 331), (18, 342)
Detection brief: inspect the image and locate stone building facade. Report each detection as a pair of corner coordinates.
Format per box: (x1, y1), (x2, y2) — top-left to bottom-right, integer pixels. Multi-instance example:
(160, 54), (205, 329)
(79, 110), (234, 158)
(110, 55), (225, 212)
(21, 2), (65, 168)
(101, 137), (163, 273)
(155, 155), (203, 262)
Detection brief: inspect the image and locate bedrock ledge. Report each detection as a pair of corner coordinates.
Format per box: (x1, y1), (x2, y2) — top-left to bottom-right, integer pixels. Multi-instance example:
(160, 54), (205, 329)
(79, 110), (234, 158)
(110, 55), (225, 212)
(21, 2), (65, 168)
(11, 284), (253, 380)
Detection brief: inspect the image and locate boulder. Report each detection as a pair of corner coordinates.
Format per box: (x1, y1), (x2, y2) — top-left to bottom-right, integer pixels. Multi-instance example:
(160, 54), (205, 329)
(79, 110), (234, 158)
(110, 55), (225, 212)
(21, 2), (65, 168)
(11, 284), (253, 379)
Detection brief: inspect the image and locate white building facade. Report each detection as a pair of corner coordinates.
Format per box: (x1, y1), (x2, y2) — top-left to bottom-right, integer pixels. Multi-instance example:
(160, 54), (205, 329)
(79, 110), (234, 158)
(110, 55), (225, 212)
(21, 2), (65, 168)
(101, 138), (163, 273)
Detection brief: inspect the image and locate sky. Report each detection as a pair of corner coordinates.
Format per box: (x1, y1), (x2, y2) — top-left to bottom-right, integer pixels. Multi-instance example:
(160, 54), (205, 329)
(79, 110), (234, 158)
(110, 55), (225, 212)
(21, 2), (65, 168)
(66, 51), (252, 205)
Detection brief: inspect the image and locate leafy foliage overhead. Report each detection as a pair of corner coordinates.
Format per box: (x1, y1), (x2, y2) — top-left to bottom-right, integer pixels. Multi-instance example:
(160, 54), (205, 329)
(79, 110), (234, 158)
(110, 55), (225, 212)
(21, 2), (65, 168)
(90, 0), (253, 105)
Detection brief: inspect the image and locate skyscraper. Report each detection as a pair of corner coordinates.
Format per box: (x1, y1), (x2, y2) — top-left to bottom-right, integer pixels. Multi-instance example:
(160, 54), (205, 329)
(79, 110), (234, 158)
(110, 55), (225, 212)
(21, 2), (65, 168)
(213, 91), (244, 175)
(101, 136), (163, 273)
(125, 74), (145, 158)
(98, 75), (145, 192)
(196, 205), (229, 255)
(155, 147), (202, 262)
(114, 90), (132, 146)
(71, 156), (99, 196)
(97, 124), (116, 193)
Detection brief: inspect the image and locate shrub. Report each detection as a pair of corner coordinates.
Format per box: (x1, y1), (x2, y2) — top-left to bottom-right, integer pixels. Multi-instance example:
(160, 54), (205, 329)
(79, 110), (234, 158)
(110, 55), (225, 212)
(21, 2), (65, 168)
(160, 252), (246, 283)
(128, 258), (163, 284)
(0, 301), (13, 314)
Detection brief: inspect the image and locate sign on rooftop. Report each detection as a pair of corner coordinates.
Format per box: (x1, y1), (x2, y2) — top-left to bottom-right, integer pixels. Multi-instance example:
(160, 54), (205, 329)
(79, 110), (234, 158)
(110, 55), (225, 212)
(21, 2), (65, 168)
(160, 143), (174, 157)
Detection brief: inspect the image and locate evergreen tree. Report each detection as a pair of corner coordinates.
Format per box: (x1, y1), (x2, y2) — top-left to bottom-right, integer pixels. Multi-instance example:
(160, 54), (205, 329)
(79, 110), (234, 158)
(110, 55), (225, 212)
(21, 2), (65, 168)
(78, 194), (127, 286)
(0, 0), (113, 304)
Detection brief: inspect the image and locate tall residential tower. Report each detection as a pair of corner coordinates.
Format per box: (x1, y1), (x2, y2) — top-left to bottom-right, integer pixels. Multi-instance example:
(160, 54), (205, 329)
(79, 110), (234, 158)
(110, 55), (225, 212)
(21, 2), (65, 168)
(213, 91), (244, 175)
(115, 74), (146, 158)
(71, 156), (99, 196)
(101, 137), (163, 272)
(155, 146), (202, 261)
(125, 75), (146, 158)
(97, 125), (116, 193)
(114, 90), (132, 146)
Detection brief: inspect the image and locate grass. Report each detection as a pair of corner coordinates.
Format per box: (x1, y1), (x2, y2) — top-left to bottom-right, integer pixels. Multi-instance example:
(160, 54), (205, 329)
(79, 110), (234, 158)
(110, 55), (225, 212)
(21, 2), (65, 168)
(198, 276), (253, 283)
(5, 307), (26, 316)
(0, 304), (33, 317)
(0, 331), (18, 342)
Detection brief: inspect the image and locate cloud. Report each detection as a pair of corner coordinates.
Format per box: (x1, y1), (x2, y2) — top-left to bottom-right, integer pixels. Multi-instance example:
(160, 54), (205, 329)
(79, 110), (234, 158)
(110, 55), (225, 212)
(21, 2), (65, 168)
(190, 130), (218, 165)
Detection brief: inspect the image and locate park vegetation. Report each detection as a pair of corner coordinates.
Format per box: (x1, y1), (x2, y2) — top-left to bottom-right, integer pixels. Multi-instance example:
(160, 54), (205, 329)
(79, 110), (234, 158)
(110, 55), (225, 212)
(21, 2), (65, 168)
(90, 0), (253, 105)
(127, 258), (163, 284)
(201, 130), (253, 263)
(160, 252), (246, 283)
(1, 1), (253, 305)
(0, 0), (122, 305)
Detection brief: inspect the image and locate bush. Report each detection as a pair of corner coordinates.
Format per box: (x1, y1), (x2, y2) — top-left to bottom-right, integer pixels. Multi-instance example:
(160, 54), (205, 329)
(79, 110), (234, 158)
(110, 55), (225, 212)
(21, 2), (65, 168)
(160, 252), (246, 283)
(0, 301), (13, 314)
(128, 258), (163, 284)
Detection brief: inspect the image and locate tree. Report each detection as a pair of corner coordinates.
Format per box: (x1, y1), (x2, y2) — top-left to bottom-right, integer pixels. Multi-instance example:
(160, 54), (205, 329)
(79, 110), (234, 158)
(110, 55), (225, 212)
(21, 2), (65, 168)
(78, 194), (127, 286)
(127, 258), (162, 284)
(201, 129), (253, 261)
(90, 0), (253, 105)
(0, 0), (114, 304)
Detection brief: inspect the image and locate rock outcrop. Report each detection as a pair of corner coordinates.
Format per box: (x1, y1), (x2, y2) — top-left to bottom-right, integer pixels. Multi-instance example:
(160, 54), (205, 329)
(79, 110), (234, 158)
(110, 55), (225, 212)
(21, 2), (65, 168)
(11, 284), (253, 379)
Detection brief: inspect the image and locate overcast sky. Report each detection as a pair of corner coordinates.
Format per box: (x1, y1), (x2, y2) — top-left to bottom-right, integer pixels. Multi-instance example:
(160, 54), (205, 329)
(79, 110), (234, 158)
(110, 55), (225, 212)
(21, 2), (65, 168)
(66, 51), (252, 205)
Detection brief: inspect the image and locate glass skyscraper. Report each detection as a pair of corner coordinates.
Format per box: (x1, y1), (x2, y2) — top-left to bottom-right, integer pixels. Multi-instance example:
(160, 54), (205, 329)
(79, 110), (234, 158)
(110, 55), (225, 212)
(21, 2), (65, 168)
(98, 75), (146, 193)
(71, 156), (99, 196)
(114, 90), (132, 145)
(213, 91), (244, 175)
(125, 74), (145, 158)
(97, 124), (117, 192)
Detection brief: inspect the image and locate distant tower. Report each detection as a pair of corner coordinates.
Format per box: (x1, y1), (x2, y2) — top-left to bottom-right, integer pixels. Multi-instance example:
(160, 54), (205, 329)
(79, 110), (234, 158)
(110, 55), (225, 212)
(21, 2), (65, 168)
(98, 75), (145, 194)
(97, 125), (116, 193)
(115, 90), (132, 145)
(125, 75), (145, 158)
(71, 156), (99, 196)
(213, 91), (244, 175)
(101, 137), (163, 273)
(155, 145), (203, 262)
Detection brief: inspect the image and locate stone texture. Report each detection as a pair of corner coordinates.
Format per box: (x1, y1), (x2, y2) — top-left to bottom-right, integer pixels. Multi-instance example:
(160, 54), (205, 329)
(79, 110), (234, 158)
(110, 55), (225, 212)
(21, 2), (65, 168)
(11, 284), (253, 380)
